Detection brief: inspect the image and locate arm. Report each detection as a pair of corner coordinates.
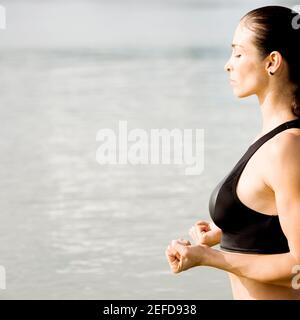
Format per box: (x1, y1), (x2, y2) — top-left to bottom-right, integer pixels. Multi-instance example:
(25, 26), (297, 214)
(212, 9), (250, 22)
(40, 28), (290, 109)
(168, 241), (298, 288)
(203, 247), (297, 288)
(203, 134), (300, 288)
(167, 134), (300, 288)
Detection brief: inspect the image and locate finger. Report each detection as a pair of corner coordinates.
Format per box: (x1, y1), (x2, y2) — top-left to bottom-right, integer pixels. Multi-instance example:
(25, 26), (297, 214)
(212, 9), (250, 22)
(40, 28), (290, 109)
(172, 239), (189, 247)
(195, 227), (207, 238)
(165, 248), (177, 262)
(167, 247), (183, 273)
(165, 248), (174, 258)
(169, 255), (182, 274)
(195, 220), (209, 226)
(171, 239), (186, 249)
(191, 226), (204, 238)
(191, 225), (206, 236)
(168, 242), (186, 273)
(166, 245), (176, 255)
(167, 244), (181, 260)
(171, 240), (188, 255)
(177, 238), (191, 246)
(195, 225), (208, 233)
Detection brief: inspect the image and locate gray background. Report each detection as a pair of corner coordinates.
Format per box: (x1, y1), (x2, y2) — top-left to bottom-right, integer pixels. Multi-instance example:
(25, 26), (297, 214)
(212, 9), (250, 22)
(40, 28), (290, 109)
(0, 0), (297, 299)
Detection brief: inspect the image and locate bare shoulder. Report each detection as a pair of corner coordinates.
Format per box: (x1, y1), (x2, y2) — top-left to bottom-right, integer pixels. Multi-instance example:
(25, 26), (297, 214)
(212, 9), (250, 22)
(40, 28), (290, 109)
(268, 130), (300, 158)
(264, 130), (300, 189)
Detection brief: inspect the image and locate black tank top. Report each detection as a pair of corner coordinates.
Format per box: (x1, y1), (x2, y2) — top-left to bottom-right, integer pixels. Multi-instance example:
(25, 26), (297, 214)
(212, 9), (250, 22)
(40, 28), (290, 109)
(209, 118), (300, 254)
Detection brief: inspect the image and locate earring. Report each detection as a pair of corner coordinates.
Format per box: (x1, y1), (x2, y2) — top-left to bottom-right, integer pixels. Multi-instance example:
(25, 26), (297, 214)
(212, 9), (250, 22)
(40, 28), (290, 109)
(269, 71), (274, 76)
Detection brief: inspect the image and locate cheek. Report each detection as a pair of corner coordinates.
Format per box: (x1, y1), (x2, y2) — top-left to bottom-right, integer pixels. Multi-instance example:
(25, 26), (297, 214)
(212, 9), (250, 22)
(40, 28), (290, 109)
(238, 61), (255, 80)
(236, 61), (263, 90)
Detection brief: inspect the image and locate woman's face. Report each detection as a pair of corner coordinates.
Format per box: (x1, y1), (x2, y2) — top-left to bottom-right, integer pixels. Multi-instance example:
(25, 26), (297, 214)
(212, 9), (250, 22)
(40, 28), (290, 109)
(224, 22), (269, 98)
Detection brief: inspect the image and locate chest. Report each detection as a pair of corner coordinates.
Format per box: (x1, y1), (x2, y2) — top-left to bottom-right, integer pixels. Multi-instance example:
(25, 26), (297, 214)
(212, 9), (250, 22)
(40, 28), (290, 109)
(236, 144), (276, 215)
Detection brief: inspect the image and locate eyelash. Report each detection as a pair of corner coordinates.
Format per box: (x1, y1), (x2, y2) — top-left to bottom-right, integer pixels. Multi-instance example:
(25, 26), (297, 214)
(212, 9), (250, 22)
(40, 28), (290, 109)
(234, 54), (242, 58)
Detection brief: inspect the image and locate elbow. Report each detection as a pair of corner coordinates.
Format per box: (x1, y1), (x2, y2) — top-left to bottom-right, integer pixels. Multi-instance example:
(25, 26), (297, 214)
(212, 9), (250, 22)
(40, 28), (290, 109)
(262, 262), (300, 289)
(255, 253), (300, 288)
(290, 264), (300, 290)
(277, 252), (300, 289)
(289, 253), (300, 289)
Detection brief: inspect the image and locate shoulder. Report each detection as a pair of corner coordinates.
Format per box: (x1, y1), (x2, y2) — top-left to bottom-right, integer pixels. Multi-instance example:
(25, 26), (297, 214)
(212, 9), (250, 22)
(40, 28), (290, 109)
(265, 131), (300, 190)
(268, 131), (300, 160)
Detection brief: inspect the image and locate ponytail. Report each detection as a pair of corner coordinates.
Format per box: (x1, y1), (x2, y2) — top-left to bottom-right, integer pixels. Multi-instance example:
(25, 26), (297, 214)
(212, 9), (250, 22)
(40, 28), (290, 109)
(292, 86), (300, 117)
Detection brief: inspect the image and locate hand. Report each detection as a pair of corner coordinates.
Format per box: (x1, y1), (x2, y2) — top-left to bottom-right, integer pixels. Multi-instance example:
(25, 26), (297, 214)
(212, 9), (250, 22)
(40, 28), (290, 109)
(165, 238), (208, 274)
(189, 220), (222, 247)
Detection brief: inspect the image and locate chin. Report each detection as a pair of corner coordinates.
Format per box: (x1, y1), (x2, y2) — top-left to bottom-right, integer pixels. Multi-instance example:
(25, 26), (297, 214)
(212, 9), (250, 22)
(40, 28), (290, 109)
(233, 88), (252, 98)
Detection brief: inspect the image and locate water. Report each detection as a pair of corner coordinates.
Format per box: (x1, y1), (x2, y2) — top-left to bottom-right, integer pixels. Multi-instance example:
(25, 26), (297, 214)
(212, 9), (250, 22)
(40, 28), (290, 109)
(0, 0), (296, 299)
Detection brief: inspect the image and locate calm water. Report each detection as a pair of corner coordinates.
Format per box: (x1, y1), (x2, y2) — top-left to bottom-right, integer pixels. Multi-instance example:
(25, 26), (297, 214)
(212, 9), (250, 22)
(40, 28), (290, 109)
(0, 0), (295, 299)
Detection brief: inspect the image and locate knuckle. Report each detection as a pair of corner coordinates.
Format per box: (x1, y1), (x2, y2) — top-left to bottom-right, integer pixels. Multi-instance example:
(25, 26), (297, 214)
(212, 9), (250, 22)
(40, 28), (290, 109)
(196, 220), (207, 224)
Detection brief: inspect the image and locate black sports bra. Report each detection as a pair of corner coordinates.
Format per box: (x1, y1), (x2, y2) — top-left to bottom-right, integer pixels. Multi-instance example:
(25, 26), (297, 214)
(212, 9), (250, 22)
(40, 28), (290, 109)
(209, 118), (300, 254)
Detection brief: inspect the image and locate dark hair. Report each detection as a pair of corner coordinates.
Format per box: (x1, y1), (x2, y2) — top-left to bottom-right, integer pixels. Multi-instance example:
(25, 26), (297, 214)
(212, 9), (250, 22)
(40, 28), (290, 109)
(240, 6), (300, 117)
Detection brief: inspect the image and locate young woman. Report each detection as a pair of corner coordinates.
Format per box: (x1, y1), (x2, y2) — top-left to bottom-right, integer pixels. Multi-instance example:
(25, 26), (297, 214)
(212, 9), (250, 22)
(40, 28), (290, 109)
(166, 6), (300, 300)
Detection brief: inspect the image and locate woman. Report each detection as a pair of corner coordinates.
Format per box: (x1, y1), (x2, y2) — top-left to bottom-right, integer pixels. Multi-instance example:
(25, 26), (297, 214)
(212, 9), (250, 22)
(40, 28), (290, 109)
(166, 5), (300, 300)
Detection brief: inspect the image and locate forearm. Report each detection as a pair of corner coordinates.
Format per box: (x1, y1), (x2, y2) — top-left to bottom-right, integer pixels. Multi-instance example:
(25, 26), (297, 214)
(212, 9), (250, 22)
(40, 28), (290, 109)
(202, 247), (299, 288)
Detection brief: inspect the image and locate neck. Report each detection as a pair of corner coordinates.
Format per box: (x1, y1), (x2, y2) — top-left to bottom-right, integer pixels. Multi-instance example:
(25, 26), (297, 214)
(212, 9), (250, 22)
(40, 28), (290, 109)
(257, 86), (298, 135)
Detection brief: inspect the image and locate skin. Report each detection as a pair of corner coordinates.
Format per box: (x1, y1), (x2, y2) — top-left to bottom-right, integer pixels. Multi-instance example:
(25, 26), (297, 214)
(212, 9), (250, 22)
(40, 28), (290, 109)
(166, 20), (300, 300)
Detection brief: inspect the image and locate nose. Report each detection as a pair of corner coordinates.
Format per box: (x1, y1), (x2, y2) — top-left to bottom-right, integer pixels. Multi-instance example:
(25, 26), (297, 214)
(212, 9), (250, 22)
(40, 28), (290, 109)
(224, 60), (231, 72)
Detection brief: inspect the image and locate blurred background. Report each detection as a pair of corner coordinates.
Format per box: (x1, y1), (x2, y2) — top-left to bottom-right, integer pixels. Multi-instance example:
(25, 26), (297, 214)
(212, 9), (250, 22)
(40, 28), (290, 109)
(0, 0), (297, 299)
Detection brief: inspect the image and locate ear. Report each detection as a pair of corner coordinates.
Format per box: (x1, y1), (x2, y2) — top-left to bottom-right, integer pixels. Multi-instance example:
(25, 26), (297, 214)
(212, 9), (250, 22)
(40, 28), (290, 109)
(265, 51), (283, 74)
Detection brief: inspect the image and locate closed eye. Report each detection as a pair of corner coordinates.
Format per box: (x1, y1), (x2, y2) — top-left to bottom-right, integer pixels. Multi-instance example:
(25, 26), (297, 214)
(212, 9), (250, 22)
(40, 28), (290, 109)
(235, 54), (242, 58)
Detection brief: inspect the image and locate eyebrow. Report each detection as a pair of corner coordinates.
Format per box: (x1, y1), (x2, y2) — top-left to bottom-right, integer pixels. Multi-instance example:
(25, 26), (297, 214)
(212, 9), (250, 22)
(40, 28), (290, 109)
(231, 43), (244, 48)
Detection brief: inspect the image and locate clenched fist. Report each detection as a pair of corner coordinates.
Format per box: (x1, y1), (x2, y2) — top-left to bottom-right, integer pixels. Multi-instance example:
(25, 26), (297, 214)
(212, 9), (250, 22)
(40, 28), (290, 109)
(189, 220), (222, 247)
(165, 239), (208, 273)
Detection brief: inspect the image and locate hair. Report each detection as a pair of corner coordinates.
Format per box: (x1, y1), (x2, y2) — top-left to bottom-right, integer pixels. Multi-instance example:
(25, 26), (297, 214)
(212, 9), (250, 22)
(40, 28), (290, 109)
(240, 5), (300, 117)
